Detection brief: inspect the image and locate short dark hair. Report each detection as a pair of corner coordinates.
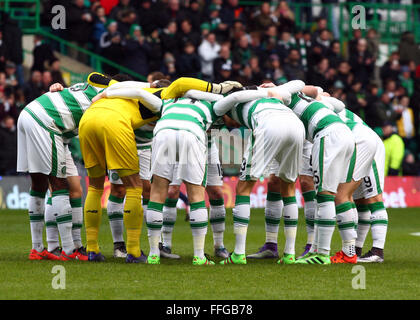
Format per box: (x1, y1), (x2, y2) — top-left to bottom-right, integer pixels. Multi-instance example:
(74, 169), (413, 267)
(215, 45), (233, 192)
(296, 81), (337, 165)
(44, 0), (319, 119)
(154, 79), (171, 88)
(111, 74), (133, 82)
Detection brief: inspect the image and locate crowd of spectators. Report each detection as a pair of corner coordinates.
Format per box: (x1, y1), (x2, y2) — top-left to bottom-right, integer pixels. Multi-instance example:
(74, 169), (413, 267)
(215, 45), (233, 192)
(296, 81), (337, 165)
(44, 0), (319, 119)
(1, 0), (420, 176)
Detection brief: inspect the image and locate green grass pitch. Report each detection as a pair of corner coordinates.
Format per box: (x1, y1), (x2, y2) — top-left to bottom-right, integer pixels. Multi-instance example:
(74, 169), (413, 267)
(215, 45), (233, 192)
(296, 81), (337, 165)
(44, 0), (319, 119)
(0, 208), (419, 300)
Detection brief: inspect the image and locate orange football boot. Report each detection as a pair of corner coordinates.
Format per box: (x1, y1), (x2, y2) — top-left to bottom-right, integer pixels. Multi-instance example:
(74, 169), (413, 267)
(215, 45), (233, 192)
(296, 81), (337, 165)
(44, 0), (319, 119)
(330, 250), (357, 264)
(29, 249), (48, 260)
(60, 248), (88, 261)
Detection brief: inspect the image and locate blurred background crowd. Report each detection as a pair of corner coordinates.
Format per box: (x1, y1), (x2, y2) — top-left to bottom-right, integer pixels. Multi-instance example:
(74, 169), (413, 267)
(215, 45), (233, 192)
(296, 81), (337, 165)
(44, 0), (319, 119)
(0, 0), (420, 176)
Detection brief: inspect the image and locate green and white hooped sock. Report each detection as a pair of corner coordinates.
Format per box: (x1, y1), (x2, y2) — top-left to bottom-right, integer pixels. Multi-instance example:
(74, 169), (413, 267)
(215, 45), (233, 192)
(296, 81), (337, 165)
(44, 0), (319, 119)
(336, 202), (356, 256)
(146, 201), (164, 256)
(233, 195), (250, 255)
(45, 196), (59, 252)
(142, 198), (149, 237)
(265, 192), (283, 244)
(70, 197), (83, 249)
(107, 194), (125, 243)
(356, 204), (371, 248)
(189, 201), (208, 259)
(303, 190), (316, 245)
(369, 202), (388, 250)
(315, 194), (336, 256)
(52, 190), (75, 255)
(29, 189), (46, 252)
(162, 198), (177, 249)
(209, 198), (226, 248)
(283, 196), (298, 255)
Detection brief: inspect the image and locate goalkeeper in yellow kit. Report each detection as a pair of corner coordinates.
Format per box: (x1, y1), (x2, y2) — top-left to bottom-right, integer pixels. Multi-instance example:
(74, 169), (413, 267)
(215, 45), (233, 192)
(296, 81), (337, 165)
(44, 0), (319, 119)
(79, 73), (242, 263)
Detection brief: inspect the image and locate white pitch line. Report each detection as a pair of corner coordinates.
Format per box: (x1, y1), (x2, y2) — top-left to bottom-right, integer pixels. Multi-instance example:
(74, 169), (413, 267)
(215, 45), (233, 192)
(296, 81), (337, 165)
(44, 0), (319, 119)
(409, 232), (420, 236)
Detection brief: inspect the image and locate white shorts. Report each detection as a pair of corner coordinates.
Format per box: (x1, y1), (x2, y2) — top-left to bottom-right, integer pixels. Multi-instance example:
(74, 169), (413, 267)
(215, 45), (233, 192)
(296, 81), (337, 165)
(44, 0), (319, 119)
(299, 139), (313, 176)
(353, 135), (385, 200)
(311, 123), (356, 193)
(152, 129), (207, 186)
(351, 124), (377, 182)
(170, 138), (223, 187)
(17, 109), (67, 178)
(65, 145), (79, 177)
(240, 110), (305, 183)
(109, 147), (152, 184)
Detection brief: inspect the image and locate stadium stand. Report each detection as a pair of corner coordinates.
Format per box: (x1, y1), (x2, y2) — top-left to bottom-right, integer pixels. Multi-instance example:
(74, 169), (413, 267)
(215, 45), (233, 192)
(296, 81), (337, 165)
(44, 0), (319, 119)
(0, 0), (419, 176)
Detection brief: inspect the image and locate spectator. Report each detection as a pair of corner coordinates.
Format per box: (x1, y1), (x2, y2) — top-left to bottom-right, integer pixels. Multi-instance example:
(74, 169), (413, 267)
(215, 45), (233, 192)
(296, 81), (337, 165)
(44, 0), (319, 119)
(185, 0), (204, 31)
(369, 93), (399, 129)
(66, 0), (94, 63)
(137, 0), (159, 35)
(220, 0), (245, 27)
(177, 19), (201, 53)
(160, 20), (180, 58)
(275, 1), (295, 33)
(402, 153), (420, 176)
(395, 96), (416, 152)
(308, 57), (331, 89)
(0, 115), (17, 175)
(109, 0), (135, 21)
(213, 43), (233, 83)
(161, 52), (177, 80)
(346, 80), (368, 117)
(349, 38), (374, 86)
(117, 9), (138, 38)
(0, 89), (19, 122)
(327, 40), (343, 69)
(0, 13), (24, 85)
(42, 71), (53, 92)
(123, 24), (151, 78)
(264, 54), (287, 85)
(4, 62), (18, 90)
(380, 51), (401, 86)
(400, 65), (414, 97)
(176, 42), (201, 78)
(147, 28), (164, 73)
(253, 2), (275, 32)
(50, 60), (66, 86)
(313, 29), (331, 56)
(293, 0), (312, 25)
(277, 31), (295, 63)
(382, 122), (405, 176)
(100, 20), (124, 75)
(0, 31), (6, 72)
(398, 31), (420, 65)
(348, 29), (363, 57)
(32, 34), (57, 72)
(198, 32), (221, 81)
(233, 35), (252, 67)
(366, 28), (380, 61)
(23, 70), (43, 104)
(207, 4), (228, 41)
(92, 5), (107, 51)
(283, 49), (305, 81)
(248, 56), (265, 84)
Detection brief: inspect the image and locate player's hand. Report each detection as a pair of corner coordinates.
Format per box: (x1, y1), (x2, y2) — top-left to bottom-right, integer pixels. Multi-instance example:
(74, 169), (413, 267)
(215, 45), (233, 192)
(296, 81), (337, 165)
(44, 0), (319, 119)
(212, 81), (243, 94)
(49, 83), (64, 92)
(259, 82), (276, 88)
(91, 91), (107, 103)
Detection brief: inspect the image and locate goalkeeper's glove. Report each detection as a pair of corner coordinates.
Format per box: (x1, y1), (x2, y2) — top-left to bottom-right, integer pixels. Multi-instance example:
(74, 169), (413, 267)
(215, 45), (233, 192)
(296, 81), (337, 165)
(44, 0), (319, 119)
(211, 81), (243, 94)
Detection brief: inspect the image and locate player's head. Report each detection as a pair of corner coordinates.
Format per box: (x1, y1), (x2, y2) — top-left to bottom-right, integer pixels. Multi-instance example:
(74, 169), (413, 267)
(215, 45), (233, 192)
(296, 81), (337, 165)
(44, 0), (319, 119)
(152, 79), (172, 88)
(111, 74), (133, 82)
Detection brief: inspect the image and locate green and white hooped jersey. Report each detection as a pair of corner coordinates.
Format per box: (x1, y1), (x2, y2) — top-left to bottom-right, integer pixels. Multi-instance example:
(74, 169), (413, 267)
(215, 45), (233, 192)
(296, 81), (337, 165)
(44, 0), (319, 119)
(288, 92), (344, 142)
(154, 97), (217, 144)
(227, 97), (289, 129)
(338, 109), (367, 131)
(134, 121), (155, 149)
(24, 83), (100, 139)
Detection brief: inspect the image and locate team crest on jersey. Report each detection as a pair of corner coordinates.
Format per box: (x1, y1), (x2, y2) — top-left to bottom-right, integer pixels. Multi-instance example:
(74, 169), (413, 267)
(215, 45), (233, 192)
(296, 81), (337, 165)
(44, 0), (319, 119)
(112, 172), (120, 181)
